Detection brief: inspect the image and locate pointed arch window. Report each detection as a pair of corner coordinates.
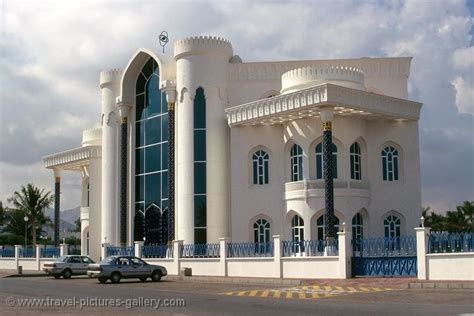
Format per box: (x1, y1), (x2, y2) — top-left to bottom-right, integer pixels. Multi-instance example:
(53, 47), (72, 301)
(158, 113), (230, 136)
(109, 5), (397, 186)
(382, 146), (399, 181)
(252, 150), (269, 185)
(253, 219), (271, 243)
(350, 142), (362, 180)
(316, 214), (340, 241)
(291, 215), (304, 242)
(290, 144), (304, 181)
(316, 142), (337, 179)
(352, 213), (363, 240)
(384, 215), (401, 238)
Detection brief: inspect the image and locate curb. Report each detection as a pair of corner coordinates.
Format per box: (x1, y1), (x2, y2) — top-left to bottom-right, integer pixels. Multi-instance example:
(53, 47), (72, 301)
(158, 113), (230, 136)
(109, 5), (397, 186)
(408, 282), (474, 289)
(163, 275), (303, 286)
(4, 273), (49, 278)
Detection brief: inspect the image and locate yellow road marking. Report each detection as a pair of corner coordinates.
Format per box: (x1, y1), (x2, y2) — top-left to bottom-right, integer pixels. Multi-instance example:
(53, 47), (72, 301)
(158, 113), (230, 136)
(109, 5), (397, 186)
(347, 286), (358, 292)
(372, 287), (383, 291)
(248, 290), (258, 297)
(324, 285), (333, 291)
(311, 292), (320, 299)
(273, 290), (281, 298)
(261, 290), (269, 298)
(336, 286), (345, 292)
(298, 291), (306, 299)
(286, 291), (293, 299)
(237, 291), (247, 296)
(359, 287), (371, 292)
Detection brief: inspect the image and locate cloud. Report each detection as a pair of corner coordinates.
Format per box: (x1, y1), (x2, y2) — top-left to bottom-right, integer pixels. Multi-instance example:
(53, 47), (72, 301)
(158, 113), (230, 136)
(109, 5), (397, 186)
(0, 0), (473, 213)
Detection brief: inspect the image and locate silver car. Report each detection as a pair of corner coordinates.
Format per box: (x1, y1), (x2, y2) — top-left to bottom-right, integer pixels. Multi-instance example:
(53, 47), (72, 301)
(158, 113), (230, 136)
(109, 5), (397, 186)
(43, 255), (95, 279)
(87, 256), (167, 284)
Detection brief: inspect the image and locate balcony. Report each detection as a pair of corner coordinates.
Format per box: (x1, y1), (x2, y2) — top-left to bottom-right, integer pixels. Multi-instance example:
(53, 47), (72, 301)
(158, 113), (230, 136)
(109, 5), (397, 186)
(284, 179), (370, 201)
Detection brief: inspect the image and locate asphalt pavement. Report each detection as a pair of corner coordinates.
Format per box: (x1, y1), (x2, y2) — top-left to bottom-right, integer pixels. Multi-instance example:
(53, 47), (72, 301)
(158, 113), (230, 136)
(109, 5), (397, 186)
(0, 275), (472, 315)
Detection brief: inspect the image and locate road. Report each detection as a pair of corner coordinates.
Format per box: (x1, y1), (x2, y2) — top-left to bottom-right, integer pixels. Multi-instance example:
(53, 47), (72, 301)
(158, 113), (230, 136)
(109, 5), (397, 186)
(0, 276), (472, 315)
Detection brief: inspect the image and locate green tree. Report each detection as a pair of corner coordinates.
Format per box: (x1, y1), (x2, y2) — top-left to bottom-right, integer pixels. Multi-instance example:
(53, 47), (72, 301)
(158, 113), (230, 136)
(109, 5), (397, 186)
(7, 184), (54, 246)
(444, 201), (473, 233)
(74, 217), (81, 233)
(0, 201), (5, 226)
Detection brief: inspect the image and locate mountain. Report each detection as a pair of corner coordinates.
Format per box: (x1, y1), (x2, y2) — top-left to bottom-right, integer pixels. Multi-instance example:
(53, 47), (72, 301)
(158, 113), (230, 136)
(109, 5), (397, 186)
(45, 206), (80, 229)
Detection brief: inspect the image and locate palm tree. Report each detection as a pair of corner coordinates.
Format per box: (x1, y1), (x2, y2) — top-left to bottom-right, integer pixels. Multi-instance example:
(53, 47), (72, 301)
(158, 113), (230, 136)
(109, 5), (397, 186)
(7, 184), (54, 246)
(0, 201), (5, 226)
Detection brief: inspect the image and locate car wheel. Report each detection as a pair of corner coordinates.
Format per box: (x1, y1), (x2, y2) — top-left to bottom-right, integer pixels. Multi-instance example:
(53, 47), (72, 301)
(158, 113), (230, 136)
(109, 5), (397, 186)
(62, 269), (72, 279)
(98, 277), (107, 284)
(151, 270), (162, 282)
(139, 276), (147, 282)
(53, 274), (61, 279)
(110, 272), (121, 284)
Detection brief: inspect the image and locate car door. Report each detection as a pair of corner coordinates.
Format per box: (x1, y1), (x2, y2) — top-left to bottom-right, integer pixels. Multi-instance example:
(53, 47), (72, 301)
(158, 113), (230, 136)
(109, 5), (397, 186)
(68, 256), (83, 274)
(116, 257), (133, 277)
(130, 257), (148, 277)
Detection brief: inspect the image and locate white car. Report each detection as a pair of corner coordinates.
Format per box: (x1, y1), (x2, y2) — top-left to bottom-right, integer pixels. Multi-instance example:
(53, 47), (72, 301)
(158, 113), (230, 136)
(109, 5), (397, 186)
(43, 255), (95, 279)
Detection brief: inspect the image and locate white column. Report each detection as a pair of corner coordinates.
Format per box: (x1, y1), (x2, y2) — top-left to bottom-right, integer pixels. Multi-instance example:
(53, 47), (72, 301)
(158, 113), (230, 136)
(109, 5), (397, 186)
(206, 87), (230, 243)
(60, 243), (68, 256)
(337, 223), (351, 279)
(219, 237), (230, 277)
(35, 245), (41, 271)
(134, 241), (144, 258)
(176, 89), (194, 244)
(172, 240), (183, 276)
(100, 69), (122, 246)
(415, 227), (430, 280)
(14, 245), (21, 272)
(273, 235), (282, 278)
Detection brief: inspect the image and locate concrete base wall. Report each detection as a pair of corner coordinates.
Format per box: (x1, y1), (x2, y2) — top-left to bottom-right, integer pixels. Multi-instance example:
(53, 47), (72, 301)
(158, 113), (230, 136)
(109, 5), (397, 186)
(282, 257), (340, 279)
(427, 253), (474, 281)
(227, 258), (275, 278)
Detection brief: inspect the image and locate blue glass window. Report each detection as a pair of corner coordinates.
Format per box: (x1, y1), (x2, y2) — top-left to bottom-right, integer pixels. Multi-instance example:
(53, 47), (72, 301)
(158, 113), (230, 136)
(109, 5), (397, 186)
(290, 144), (304, 182)
(193, 87), (207, 243)
(350, 142), (362, 180)
(382, 146), (399, 181)
(134, 57), (169, 244)
(315, 142), (337, 179)
(252, 150), (269, 185)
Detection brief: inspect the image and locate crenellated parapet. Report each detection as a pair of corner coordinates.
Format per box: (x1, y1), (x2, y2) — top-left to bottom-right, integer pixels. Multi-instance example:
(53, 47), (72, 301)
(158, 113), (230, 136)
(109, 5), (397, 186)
(174, 36), (233, 60)
(82, 127), (102, 147)
(99, 68), (123, 88)
(281, 66), (365, 94)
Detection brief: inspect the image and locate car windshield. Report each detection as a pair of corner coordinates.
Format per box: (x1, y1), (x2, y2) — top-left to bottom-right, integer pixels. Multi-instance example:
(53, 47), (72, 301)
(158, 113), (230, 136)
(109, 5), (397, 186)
(100, 257), (116, 264)
(57, 256), (69, 262)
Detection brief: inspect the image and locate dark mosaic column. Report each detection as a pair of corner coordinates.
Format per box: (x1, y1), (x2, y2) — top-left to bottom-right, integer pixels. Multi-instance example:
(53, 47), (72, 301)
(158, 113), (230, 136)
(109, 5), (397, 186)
(119, 117), (128, 246)
(167, 102), (175, 242)
(54, 174), (61, 247)
(323, 121), (336, 243)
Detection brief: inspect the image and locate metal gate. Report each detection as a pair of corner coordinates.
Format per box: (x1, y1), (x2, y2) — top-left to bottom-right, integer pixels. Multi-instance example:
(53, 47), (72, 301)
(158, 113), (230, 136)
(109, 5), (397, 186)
(352, 236), (417, 277)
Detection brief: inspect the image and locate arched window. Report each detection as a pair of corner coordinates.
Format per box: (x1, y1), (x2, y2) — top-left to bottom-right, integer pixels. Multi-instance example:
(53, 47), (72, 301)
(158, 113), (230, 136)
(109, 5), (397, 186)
(291, 215), (304, 242)
(382, 146), (399, 181)
(315, 143), (337, 179)
(384, 215), (401, 238)
(135, 57), (169, 244)
(252, 150), (269, 185)
(350, 142), (362, 180)
(290, 144), (304, 181)
(352, 213), (363, 240)
(316, 214), (340, 241)
(253, 219), (271, 243)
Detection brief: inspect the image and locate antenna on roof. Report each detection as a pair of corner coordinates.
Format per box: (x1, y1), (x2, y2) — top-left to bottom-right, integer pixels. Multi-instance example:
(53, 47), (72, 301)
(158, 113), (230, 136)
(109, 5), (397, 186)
(159, 31), (169, 54)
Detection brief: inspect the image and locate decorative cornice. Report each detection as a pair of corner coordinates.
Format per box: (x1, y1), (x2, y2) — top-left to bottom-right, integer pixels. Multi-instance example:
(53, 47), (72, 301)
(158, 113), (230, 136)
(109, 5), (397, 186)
(82, 128), (102, 147)
(43, 146), (101, 170)
(225, 83), (422, 126)
(229, 57), (412, 81)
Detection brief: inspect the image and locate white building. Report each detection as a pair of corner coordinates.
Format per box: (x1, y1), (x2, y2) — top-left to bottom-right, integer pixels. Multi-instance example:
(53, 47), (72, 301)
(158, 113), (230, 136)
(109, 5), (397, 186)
(43, 36), (422, 260)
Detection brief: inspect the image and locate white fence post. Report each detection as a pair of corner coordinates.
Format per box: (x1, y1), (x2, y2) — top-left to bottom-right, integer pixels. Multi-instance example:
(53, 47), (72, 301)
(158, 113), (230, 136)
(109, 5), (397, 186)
(101, 242), (109, 260)
(415, 227), (431, 280)
(173, 240), (183, 276)
(219, 237), (230, 277)
(337, 223), (352, 279)
(273, 235), (282, 278)
(134, 241), (144, 258)
(36, 245), (41, 271)
(14, 245), (21, 271)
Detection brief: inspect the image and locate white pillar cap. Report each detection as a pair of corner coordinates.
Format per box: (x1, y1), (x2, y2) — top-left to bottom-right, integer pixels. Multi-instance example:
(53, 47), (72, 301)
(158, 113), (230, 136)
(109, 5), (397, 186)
(320, 109), (334, 122)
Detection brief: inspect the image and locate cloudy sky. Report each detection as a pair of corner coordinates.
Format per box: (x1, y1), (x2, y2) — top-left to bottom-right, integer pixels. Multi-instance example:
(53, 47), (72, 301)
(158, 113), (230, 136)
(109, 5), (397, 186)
(0, 0), (472, 214)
